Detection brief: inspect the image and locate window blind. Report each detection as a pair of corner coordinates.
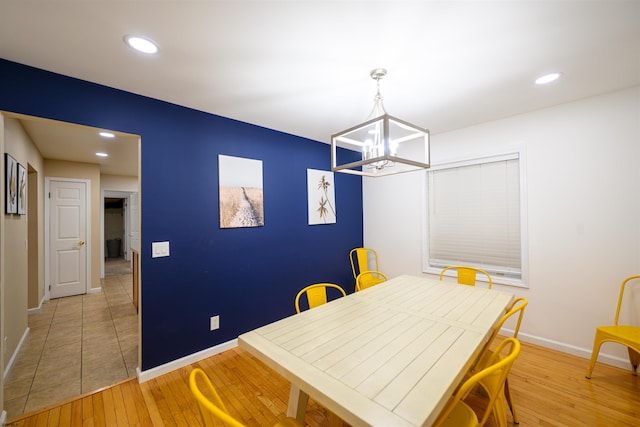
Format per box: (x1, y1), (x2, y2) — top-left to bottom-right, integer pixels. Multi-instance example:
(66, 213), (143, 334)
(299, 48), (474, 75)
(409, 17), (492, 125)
(427, 156), (521, 278)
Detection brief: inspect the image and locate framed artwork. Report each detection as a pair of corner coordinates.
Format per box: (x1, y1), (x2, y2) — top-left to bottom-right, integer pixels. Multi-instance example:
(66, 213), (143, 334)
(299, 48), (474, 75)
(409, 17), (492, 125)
(17, 162), (26, 214)
(5, 153), (18, 214)
(218, 154), (264, 228)
(307, 169), (336, 225)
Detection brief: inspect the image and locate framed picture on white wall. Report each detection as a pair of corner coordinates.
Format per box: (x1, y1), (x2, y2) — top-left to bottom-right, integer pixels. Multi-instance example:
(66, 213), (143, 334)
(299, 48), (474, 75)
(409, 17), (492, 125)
(17, 162), (26, 215)
(5, 153), (18, 214)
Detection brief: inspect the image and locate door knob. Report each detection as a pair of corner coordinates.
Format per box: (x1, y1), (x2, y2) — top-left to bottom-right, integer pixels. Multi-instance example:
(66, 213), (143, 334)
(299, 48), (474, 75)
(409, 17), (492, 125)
(78, 240), (85, 246)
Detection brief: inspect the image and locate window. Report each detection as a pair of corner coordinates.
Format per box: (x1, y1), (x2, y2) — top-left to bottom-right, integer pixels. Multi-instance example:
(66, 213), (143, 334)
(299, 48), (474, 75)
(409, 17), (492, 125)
(424, 151), (527, 287)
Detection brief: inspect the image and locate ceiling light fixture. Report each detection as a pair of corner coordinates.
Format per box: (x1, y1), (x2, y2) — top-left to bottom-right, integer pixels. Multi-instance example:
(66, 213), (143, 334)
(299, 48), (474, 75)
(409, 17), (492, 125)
(331, 68), (430, 177)
(99, 131), (115, 138)
(96, 152), (109, 157)
(535, 72), (562, 85)
(124, 35), (159, 54)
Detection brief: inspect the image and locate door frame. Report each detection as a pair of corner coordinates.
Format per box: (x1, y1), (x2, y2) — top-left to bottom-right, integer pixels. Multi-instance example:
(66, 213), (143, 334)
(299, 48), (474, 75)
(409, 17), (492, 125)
(44, 177), (92, 300)
(101, 190), (137, 278)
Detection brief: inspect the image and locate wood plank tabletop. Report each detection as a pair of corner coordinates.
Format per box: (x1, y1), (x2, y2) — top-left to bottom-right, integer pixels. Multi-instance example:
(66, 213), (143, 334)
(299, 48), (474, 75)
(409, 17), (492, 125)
(239, 275), (513, 427)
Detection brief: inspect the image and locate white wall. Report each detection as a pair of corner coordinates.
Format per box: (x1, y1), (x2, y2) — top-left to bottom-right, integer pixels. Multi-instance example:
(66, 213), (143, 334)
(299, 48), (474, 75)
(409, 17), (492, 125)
(363, 87), (640, 368)
(101, 174), (138, 192)
(1, 116), (45, 374)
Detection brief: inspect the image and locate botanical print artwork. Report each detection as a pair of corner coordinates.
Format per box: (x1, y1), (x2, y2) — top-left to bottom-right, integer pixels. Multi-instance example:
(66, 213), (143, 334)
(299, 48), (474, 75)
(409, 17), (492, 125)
(5, 154), (18, 214)
(307, 169), (336, 225)
(219, 155), (264, 228)
(18, 162), (26, 214)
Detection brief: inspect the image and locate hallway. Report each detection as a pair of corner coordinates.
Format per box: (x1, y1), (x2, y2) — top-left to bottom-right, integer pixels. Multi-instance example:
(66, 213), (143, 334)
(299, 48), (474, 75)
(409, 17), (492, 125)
(3, 264), (137, 418)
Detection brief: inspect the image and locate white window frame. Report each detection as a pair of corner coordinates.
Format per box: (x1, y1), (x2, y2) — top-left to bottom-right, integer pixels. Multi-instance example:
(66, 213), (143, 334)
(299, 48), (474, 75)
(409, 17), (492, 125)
(422, 149), (529, 288)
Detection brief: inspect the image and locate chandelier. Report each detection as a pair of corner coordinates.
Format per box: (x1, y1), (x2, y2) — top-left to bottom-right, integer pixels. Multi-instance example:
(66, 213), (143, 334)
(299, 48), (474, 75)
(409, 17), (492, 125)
(331, 68), (430, 177)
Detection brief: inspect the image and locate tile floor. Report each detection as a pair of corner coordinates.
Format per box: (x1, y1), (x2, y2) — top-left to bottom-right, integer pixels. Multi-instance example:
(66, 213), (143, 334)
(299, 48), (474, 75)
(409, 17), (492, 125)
(3, 259), (138, 418)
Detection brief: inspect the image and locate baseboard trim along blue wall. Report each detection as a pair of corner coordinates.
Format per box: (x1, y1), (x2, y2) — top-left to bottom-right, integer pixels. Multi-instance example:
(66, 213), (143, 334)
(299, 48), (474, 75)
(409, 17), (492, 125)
(0, 59), (364, 370)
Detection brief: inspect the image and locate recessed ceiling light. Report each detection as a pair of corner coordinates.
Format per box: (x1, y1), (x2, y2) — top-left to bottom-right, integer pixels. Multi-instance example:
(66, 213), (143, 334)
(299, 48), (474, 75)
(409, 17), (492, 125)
(96, 152), (109, 157)
(535, 72), (562, 85)
(124, 35), (159, 54)
(99, 131), (115, 138)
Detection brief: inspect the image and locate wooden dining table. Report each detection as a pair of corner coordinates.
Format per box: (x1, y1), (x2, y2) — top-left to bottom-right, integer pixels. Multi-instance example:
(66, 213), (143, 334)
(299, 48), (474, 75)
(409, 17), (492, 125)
(238, 275), (514, 426)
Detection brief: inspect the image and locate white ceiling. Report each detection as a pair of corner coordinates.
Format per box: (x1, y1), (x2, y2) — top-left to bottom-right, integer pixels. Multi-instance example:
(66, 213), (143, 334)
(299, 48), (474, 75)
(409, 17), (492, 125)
(5, 113), (140, 177)
(1, 1), (639, 177)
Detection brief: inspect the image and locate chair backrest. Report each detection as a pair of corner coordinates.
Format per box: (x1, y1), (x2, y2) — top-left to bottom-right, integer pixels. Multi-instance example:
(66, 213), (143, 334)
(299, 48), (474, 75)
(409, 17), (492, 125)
(355, 271), (388, 291)
(350, 248), (379, 279)
(474, 297), (527, 371)
(189, 368), (246, 427)
(491, 297), (528, 342)
(614, 275), (640, 325)
(295, 283), (346, 313)
(439, 265), (493, 289)
(435, 338), (521, 427)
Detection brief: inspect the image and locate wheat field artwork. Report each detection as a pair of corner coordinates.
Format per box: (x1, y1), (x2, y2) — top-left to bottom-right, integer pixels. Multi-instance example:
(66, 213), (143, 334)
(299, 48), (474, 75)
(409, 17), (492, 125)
(218, 155), (264, 228)
(307, 169), (336, 225)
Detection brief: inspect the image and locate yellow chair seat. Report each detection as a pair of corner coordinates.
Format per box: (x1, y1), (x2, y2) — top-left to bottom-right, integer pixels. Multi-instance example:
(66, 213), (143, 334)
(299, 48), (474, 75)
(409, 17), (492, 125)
(597, 325), (640, 343)
(586, 325), (640, 378)
(586, 275), (640, 379)
(438, 400), (478, 427)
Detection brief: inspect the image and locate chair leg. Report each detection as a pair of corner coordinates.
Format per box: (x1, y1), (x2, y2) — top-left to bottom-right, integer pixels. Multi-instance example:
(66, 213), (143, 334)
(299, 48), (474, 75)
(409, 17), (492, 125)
(585, 337), (603, 379)
(504, 378), (519, 424)
(628, 347), (640, 375)
(491, 392), (508, 427)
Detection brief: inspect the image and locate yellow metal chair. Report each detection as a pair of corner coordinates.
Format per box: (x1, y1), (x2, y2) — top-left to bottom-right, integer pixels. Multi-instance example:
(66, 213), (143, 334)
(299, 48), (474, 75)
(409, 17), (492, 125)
(295, 283), (346, 313)
(585, 275), (640, 379)
(473, 297), (528, 425)
(189, 368), (302, 427)
(350, 247), (386, 290)
(434, 338), (521, 427)
(355, 271), (388, 292)
(439, 265), (493, 289)
(350, 247), (380, 278)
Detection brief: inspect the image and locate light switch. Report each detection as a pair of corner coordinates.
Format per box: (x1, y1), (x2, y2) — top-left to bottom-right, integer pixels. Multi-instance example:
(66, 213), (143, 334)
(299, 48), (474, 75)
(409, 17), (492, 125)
(152, 241), (170, 258)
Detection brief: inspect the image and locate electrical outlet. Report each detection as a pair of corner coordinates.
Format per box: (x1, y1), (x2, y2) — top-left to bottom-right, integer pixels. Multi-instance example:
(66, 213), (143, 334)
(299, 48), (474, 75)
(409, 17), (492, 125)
(210, 315), (220, 331)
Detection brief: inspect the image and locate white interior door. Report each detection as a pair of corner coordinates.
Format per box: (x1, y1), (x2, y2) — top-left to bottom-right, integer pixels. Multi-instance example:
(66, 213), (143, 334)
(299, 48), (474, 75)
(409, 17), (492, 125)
(50, 180), (87, 299)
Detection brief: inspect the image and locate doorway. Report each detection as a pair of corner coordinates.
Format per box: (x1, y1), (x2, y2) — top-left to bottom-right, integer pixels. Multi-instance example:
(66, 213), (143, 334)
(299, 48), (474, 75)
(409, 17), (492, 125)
(102, 191), (138, 278)
(1, 113), (141, 419)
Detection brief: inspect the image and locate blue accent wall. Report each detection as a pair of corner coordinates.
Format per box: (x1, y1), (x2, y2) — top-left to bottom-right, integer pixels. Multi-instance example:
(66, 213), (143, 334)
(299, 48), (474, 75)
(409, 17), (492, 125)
(0, 59), (363, 370)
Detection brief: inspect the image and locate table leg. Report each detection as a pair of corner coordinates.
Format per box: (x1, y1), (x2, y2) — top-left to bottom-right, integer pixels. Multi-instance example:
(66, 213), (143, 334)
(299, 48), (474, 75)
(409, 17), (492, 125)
(287, 385), (309, 423)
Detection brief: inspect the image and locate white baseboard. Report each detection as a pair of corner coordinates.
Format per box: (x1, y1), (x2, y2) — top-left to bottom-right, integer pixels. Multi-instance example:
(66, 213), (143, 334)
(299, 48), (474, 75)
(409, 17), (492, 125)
(137, 339), (238, 383)
(134, 330), (634, 385)
(3, 327), (30, 381)
(88, 287), (102, 294)
(27, 295), (47, 314)
(502, 328), (632, 370)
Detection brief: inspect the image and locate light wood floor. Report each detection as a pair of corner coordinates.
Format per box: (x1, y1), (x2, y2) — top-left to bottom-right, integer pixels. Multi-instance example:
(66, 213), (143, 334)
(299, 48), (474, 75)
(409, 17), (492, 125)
(6, 339), (639, 426)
